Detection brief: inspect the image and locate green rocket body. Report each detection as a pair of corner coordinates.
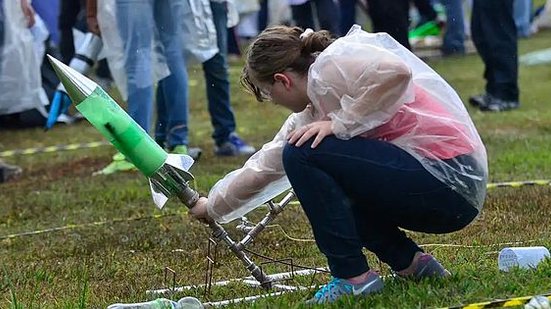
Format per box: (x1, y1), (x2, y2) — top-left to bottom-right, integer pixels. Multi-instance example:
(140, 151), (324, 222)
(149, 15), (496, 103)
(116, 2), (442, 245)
(47, 54), (197, 209)
(76, 87), (166, 177)
(47, 54), (275, 288)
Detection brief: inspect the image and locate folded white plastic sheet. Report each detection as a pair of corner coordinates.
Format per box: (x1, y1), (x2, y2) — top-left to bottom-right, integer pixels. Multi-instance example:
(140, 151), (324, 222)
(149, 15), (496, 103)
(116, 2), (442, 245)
(182, 0), (219, 64)
(532, 0), (551, 32)
(0, 1), (48, 116)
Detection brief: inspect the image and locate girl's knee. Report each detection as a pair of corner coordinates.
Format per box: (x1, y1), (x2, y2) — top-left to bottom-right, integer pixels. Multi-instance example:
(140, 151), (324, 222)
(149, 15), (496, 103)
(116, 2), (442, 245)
(282, 143), (299, 167)
(282, 142), (311, 172)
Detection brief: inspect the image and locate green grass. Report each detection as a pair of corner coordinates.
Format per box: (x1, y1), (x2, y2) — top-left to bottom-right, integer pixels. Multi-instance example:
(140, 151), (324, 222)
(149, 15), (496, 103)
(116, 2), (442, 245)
(2, 28), (551, 308)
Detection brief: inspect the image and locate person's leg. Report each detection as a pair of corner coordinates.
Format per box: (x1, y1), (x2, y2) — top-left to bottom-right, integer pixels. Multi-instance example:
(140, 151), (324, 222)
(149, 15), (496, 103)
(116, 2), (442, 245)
(290, 2), (316, 30)
(58, 0), (81, 63)
(0, 1), (4, 52)
(154, 85), (168, 148)
(472, 0), (518, 104)
(441, 0), (466, 55)
(413, 0), (438, 23)
(339, 0), (357, 36)
(282, 137), (478, 274)
(366, 0), (411, 49)
(200, 2), (254, 156)
(95, 0), (154, 175)
(203, 1), (236, 146)
(257, 0), (269, 32)
(116, 0), (154, 133)
(154, 0), (189, 148)
(514, 0), (533, 37)
(226, 27), (241, 56)
(313, 0), (340, 34)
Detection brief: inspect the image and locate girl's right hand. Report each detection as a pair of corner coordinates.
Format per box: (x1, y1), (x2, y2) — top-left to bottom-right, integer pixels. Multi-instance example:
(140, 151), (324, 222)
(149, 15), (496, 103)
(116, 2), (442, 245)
(287, 120), (333, 148)
(189, 197), (213, 224)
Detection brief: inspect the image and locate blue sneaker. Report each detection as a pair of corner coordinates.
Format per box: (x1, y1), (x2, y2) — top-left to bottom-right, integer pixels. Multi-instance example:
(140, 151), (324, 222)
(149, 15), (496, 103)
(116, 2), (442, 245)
(214, 133), (256, 156)
(396, 253), (451, 280)
(306, 271), (383, 304)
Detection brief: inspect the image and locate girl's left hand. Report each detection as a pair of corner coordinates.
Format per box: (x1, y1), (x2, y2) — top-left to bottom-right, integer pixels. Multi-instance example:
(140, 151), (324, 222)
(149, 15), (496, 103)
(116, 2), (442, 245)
(287, 120), (333, 148)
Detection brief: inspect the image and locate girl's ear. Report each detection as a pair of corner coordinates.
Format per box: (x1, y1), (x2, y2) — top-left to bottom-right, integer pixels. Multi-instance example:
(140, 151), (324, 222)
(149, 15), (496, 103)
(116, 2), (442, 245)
(274, 72), (292, 89)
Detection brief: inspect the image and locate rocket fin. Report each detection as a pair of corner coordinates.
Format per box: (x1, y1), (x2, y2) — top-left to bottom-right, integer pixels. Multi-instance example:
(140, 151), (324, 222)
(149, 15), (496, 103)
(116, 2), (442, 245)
(149, 178), (169, 209)
(165, 154), (195, 181)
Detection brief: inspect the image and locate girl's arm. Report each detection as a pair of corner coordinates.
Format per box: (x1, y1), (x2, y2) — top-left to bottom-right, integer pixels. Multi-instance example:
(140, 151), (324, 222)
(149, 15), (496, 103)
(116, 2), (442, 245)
(206, 113), (307, 223)
(309, 44), (414, 139)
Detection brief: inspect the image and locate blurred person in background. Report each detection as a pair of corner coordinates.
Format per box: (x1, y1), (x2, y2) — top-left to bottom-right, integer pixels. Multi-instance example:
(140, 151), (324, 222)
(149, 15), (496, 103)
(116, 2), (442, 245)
(0, 0), (34, 182)
(289, 0), (340, 35)
(365, 0), (410, 49)
(514, 0), (533, 38)
(197, 0), (256, 156)
(440, 0), (466, 56)
(87, 0), (193, 174)
(469, 0), (520, 112)
(0, 0), (51, 128)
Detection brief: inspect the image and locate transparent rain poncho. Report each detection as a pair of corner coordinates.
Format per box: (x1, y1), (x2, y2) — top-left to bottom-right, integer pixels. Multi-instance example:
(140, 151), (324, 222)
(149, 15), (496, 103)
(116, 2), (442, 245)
(97, 0), (170, 101)
(0, 0), (48, 115)
(207, 25), (488, 223)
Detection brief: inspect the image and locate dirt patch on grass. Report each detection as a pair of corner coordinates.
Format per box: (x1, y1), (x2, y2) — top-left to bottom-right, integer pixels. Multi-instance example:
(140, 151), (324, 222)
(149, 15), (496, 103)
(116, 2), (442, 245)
(11, 157), (109, 186)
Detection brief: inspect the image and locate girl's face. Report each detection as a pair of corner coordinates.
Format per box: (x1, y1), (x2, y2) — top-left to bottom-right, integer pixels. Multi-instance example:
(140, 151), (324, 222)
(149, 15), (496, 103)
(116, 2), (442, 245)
(261, 71), (309, 113)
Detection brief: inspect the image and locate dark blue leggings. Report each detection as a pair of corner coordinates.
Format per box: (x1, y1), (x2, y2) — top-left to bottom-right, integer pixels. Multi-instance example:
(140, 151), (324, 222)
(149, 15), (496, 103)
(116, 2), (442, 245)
(282, 136), (478, 278)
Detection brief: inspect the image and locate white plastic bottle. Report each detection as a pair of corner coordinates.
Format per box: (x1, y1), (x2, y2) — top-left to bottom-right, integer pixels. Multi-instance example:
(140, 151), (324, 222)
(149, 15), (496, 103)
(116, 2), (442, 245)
(107, 297), (204, 309)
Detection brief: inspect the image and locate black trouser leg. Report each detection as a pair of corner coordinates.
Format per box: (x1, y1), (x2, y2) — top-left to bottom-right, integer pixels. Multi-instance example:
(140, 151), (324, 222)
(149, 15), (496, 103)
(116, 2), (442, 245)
(367, 0), (411, 49)
(471, 0), (518, 102)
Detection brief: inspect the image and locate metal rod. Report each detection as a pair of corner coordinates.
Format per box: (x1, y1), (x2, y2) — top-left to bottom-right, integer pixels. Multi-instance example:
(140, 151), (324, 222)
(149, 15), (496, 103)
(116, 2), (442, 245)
(146, 268), (326, 295)
(237, 191), (295, 249)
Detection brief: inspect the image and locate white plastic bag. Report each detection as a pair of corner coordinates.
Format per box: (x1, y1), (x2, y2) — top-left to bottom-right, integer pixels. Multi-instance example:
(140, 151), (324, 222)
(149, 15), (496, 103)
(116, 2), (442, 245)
(0, 1), (48, 116)
(268, 0), (292, 26)
(182, 0), (219, 63)
(532, 0), (551, 32)
(235, 0), (260, 14)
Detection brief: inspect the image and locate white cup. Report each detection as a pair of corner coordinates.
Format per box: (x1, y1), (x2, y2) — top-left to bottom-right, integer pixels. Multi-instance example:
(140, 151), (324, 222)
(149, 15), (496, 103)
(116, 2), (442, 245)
(498, 246), (550, 272)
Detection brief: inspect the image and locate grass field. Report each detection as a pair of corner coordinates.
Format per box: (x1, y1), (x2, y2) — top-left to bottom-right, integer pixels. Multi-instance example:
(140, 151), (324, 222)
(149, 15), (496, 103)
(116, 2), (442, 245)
(2, 26), (551, 308)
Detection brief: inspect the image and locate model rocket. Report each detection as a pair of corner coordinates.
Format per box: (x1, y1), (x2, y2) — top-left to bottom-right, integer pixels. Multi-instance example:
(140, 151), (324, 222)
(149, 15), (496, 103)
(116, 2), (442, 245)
(47, 54), (273, 288)
(45, 33), (103, 130)
(46, 55), (199, 209)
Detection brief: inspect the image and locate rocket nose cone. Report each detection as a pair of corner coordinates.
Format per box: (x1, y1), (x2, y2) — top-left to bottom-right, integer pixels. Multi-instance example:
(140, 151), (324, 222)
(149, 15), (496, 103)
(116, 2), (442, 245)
(46, 54), (98, 104)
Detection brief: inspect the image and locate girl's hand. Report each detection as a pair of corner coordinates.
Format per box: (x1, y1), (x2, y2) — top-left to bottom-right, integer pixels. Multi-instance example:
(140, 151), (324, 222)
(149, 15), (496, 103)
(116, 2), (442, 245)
(287, 120), (333, 148)
(189, 197), (213, 224)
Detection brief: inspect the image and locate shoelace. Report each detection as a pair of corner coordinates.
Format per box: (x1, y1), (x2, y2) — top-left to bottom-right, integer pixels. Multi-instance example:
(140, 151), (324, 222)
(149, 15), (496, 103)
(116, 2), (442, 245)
(229, 134), (247, 148)
(315, 277), (344, 299)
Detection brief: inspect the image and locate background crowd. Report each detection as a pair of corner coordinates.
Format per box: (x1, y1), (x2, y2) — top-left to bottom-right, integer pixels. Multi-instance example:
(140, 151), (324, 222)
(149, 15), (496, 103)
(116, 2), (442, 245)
(0, 0), (550, 183)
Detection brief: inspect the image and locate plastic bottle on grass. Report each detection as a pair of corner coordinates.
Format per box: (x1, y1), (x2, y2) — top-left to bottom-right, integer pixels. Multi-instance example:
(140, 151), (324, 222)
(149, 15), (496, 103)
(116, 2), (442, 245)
(107, 297), (204, 309)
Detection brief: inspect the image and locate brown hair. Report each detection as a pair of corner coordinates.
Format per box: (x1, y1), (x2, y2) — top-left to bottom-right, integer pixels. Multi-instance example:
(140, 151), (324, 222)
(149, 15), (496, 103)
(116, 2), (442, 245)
(241, 26), (335, 102)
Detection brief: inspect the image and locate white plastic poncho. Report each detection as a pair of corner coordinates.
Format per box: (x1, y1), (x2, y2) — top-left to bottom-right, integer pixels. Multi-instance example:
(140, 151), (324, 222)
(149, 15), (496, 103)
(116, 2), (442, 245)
(97, 0), (170, 101)
(182, 0), (219, 64)
(207, 25), (488, 224)
(0, 1), (48, 116)
(532, 0), (551, 32)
